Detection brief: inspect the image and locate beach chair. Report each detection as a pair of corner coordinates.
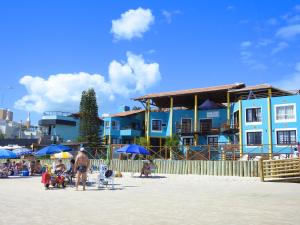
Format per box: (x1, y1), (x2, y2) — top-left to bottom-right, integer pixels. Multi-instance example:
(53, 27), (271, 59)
(97, 164), (114, 190)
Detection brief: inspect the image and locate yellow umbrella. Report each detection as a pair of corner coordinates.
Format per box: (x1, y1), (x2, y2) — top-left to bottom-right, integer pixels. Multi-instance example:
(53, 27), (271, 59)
(51, 152), (73, 159)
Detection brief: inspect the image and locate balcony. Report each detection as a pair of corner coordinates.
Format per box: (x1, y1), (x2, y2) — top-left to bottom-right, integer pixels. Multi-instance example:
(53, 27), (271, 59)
(220, 123), (239, 134)
(175, 123), (221, 136)
(120, 125), (142, 137)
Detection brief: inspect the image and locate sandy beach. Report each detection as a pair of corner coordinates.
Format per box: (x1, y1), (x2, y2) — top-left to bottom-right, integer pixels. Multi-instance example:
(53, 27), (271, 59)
(1, 173), (299, 225)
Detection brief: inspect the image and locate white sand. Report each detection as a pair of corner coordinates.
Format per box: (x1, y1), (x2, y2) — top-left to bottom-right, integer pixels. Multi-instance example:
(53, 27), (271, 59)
(0, 173), (299, 225)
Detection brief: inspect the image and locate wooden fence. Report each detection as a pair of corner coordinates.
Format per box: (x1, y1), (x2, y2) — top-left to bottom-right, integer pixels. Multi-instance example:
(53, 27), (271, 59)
(97, 159), (258, 177)
(259, 158), (300, 182)
(2, 159), (259, 177)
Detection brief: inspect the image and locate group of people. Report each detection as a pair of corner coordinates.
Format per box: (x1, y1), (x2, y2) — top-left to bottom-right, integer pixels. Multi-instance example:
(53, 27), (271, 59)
(0, 159), (42, 177)
(43, 147), (90, 191)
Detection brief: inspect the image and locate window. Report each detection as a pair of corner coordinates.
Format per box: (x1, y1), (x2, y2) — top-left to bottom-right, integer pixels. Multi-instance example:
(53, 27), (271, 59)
(181, 118), (192, 133)
(275, 104), (296, 122)
(276, 130), (296, 145)
(183, 137), (193, 145)
(105, 121), (110, 128)
(152, 119), (162, 131)
(246, 108), (261, 123)
(208, 136), (218, 146)
(246, 131), (262, 146)
(111, 121), (119, 130)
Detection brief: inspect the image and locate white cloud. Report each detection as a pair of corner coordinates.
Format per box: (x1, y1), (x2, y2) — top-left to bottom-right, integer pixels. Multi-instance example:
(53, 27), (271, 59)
(240, 41), (252, 48)
(240, 50), (267, 70)
(162, 10), (181, 24)
(276, 24), (300, 39)
(15, 52), (161, 113)
(111, 8), (154, 40)
(273, 62), (300, 90)
(267, 17), (278, 26)
(294, 5), (300, 12)
(271, 41), (289, 54)
(109, 52), (161, 95)
(226, 5), (235, 11)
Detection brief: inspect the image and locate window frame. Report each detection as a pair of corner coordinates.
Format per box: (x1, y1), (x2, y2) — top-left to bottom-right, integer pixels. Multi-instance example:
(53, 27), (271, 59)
(245, 107), (262, 125)
(245, 130), (263, 147)
(274, 103), (296, 123)
(111, 120), (119, 130)
(181, 117), (192, 133)
(207, 135), (219, 146)
(151, 119), (162, 132)
(275, 128), (297, 147)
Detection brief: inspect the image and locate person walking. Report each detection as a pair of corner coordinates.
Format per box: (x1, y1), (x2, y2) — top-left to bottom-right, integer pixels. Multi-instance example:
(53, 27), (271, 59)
(74, 147), (90, 191)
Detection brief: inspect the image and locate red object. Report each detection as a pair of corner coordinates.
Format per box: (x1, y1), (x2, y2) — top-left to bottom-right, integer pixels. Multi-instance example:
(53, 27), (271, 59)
(42, 172), (51, 184)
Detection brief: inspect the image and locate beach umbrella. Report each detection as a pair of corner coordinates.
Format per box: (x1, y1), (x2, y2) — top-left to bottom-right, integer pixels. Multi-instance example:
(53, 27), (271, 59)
(115, 144), (150, 176)
(115, 144), (150, 155)
(35, 144), (72, 156)
(0, 149), (17, 159)
(12, 148), (33, 157)
(50, 152), (73, 159)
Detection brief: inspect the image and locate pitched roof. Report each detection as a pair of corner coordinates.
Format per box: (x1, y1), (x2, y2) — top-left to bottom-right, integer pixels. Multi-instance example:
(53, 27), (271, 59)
(134, 83), (245, 100)
(109, 109), (144, 118)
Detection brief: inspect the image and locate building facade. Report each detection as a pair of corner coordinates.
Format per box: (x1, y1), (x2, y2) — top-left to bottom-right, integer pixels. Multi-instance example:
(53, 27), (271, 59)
(103, 83), (300, 158)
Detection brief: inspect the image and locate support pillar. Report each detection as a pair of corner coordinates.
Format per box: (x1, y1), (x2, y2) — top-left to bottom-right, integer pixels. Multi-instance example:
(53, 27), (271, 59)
(267, 89), (273, 159)
(238, 100), (243, 158)
(194, 95), (198, 146)
(146, 99), (150, 146)
(169, 97), (173, 159)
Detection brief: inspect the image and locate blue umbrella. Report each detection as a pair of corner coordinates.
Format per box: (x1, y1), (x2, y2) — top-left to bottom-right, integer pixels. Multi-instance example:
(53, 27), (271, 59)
(0, 149), (17, 159)
(12, 148), (33, 157)
(35, 144), (72, 156)
(115, 144), (150, 155)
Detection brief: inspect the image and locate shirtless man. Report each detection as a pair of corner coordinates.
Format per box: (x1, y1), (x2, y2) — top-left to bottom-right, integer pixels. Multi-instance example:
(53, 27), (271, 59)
(74, 147), (90, 191)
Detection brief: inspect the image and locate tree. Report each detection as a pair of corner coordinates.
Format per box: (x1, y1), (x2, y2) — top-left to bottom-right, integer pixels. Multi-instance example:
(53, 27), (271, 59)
(165, 135), (182, 159)
(0, 129), (5, 139)
(79, 88), (102, 154)
(135, 137), (148, 146)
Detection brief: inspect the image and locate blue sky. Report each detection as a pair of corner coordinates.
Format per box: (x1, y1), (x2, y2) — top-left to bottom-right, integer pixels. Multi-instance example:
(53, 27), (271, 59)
(1, 0), (300, 124)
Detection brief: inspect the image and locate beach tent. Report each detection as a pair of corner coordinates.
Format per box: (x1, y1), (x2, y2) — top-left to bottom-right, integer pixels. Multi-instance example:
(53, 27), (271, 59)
(12, 148), (33, 157)
(50, 152), (73, 159)
(0, 149), (17, 159)
(35, 144), (72, 156)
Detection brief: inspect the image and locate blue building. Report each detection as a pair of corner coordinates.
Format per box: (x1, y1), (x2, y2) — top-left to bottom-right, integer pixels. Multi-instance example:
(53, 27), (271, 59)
(103, 108), (144, 145)
(103, 83), (299, 159)
(38, 111), (80, 143)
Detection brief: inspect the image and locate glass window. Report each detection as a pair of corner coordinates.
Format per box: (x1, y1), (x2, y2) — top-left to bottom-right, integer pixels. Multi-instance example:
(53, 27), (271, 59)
(246, 131), (262, 145)
(246, 108), (261, 123)
(152, 120), (162, 131)
(181, 118), (192, 133)
(111, 121), (119, 130)
(105, 121), (110, 127)
(276, 104), (295, 122)
(208, 136), (218, 146)
(276, 130), (296, 145)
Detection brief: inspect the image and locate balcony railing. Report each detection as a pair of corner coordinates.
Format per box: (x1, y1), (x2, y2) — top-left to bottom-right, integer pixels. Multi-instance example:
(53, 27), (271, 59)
(220, 123), (239, 133)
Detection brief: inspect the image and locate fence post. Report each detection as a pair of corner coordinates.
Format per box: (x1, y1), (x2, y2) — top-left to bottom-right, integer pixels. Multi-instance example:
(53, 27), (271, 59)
(208, 145), (211, 160)
(169, 147), (173, 160)
(259, 158), (264, 182)
(186, 145), (189, 160)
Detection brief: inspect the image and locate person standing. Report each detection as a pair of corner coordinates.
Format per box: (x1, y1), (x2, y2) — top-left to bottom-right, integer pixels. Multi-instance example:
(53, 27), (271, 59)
(74, 148), (90, 191)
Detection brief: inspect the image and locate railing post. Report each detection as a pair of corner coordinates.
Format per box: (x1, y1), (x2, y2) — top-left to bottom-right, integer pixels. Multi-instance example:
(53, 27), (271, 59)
(208, 145), (211, 160)
(186, 145), (189, 160)
(259, 158), (264, 182)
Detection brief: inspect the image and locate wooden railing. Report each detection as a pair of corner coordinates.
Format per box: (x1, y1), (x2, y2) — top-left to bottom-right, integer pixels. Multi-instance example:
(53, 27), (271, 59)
(259, 158), (300, 182)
